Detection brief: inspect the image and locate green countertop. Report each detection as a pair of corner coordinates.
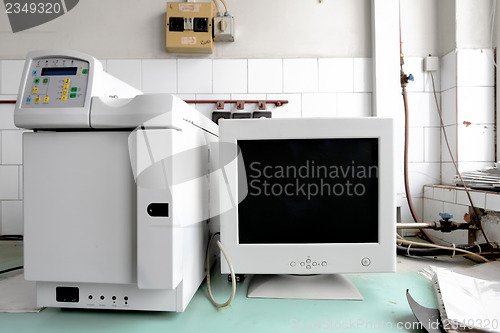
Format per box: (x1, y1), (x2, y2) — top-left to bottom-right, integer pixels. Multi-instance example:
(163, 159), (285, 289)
(0, 241), (458, 333)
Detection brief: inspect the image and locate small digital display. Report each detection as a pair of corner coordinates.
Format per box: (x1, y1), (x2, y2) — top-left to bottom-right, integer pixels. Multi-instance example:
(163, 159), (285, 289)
(237, 138), (379, 244)
(41, 67), (78, 76)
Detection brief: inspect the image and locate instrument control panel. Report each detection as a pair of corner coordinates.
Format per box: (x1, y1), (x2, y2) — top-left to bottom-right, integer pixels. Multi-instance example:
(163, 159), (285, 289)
(21, 57), (89, 109)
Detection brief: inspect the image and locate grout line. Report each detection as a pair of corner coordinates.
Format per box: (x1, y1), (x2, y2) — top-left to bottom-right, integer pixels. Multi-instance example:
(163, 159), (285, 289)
(282, 58), (285, 94)
(210, 58), (214, 94)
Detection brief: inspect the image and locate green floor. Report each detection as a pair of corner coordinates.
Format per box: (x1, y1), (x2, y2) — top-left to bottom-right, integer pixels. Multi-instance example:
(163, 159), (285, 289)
(0, 241), (452, 333)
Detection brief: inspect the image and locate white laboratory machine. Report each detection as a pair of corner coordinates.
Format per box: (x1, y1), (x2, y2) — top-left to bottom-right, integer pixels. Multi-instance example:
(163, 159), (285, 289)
(14, 50), (218, 311)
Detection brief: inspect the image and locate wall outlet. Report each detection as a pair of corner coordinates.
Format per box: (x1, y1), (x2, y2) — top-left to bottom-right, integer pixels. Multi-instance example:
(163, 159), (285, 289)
(424, 56), (439, 72)
(214, 15), (234, 42)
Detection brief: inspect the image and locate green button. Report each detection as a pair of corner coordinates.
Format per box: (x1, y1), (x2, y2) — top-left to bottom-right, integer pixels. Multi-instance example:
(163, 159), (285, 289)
(71, 87), (78, 92)
(43, 78), (48, 83)
(34, 78), (39, 84)
(70, 93), (77, 98)
(82, 69), (88, 74)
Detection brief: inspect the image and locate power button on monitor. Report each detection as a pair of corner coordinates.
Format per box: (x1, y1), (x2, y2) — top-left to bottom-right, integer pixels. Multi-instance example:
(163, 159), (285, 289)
(361, 257), (371, 267)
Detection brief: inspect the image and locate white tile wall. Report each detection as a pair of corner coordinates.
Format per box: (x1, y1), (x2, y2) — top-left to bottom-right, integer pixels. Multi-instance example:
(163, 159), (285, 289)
(441, 125), (457, 162)
(174, 93), (196, 101)
(441, 162), (456, 185)
(318, 58), (354, 93)
(336, 93), (371, 117)
(456, 86), (495, 124)
(0, 104), (17, 130)
(423, 198), (444, 222)
(456, 49), (495, 87)
(177, 59), (212, 94)
(407, 163), (440, 197)
(142, 59), (177, 94)
(266, 94), (302, 118)
(432, 186), (455, 203)
(301, 93), (337, 117)
(457, 124), (495, 162)
(0, 166), (19, 200)
(353, 58), (372, 92)
(440, 50), (457, 92)
(424, 127), (440, 163)
(441, 88), (456, 127)
(424, 71), (441, 93)
(248, 59), (283, 93)
(400, 197), (423, 223)
(423, 186), (433, 199)
(406, 93), (440, 127)
(0, 60), (25, 95)
(1, 130), (23, 165)
(213, 59), (247, 94)
(283, 59), (318, 93)
(408, 127), (424, 162)
(106, 59), (142, 91)
(456, 189), (486, 208)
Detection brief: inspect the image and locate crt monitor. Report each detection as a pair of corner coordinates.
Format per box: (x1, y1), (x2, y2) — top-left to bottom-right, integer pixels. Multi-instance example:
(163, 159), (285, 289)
(219, 118), (395, 300)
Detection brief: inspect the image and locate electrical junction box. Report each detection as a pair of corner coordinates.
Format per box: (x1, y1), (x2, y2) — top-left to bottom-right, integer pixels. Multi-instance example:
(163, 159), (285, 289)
(214, 15), (234, 42)
(166, 2), (214, 54)
(424, 56), (439, 72)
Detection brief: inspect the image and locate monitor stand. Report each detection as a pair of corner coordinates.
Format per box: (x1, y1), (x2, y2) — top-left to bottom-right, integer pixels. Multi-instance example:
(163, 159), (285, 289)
(247, 274), (363, 300)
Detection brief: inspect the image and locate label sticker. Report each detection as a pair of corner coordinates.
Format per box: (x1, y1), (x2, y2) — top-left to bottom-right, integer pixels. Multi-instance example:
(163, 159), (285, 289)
(178, 3), (201, 12)
(181, 37), (197, 45)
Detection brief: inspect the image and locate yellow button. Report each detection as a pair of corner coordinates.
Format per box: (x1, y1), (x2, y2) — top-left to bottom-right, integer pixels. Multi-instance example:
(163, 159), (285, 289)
(62, 90), (68, 95)
(64, 78), (70, 83)
(78, 74), (81, 76)
(35, 97), (40, 102)
(32, 88), (38, 93)
(43, 97), (49, 102)
(61, 96), (67, 101)
(63, 84), (69, 89)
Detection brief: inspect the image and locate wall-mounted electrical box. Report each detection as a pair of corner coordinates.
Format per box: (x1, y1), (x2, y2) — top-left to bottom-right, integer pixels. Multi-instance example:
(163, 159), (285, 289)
(424, 56), (439, 72)
(214, 15), (234, 42)
(166, 2), (214, 54)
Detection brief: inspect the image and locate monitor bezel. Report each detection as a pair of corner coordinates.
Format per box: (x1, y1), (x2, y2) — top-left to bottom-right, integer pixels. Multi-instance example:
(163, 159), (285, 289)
(219, 117), (395, 275)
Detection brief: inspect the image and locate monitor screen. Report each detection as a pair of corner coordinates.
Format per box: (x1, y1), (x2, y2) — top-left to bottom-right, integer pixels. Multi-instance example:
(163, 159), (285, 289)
(237, 138), (379, 244)
(41, 67), (78, 76)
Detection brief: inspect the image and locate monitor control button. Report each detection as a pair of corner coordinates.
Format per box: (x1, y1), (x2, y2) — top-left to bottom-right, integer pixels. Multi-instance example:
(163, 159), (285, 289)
(300, 262), (305, 267)
(290, 261), (296, 267)
(306, 259), (311, 264)
(321, 261), (327, 267)
(306, 265), (311, 269)
(312, 262), (317, 266)
(361, 257), (371, 267)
